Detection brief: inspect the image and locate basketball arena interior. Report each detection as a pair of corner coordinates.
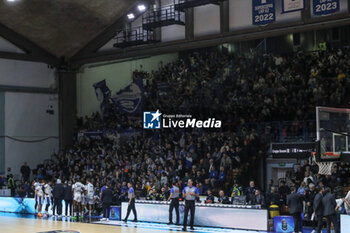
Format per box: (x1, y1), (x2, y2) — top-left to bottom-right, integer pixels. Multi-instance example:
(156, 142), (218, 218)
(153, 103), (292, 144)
(2, 0), (350, 233)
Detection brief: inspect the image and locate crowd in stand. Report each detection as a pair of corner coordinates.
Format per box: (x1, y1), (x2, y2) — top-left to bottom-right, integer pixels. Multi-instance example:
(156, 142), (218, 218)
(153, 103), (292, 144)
(0, 47), (349, 227)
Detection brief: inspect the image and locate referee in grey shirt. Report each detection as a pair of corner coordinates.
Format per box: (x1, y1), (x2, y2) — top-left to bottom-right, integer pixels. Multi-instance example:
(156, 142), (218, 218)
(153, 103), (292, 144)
(168, 181), (180, 225)
(182, 179), (199, 231)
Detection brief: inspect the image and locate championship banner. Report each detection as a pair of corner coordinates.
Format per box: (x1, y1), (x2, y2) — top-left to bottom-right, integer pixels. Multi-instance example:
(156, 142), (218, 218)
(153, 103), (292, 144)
(93, 80), (111, 115)
(282, 0), (305, 13)
(271, 142), (316, 158)
(252, 0), (275, 26)
(313, 0), (339, 16)
(112, 78), (144, 115)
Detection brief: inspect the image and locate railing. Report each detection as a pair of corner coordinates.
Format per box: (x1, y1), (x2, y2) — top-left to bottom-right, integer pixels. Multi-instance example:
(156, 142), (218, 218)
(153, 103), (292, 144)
(114, 27), (158, 48)
(142, 5), (185, 28)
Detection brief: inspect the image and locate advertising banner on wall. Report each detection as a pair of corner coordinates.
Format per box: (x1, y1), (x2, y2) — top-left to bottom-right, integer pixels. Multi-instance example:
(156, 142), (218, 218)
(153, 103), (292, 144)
(271, 142), (316, 158)
(312, 0), (339, 16)
(252, 0), (275, 25)
(282, 0), (305, 13)
(121, 202), (268, 231)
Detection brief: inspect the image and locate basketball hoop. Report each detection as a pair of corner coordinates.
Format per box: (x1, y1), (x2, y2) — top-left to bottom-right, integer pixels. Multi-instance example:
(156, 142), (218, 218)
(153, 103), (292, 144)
(312, 154), (333, 175)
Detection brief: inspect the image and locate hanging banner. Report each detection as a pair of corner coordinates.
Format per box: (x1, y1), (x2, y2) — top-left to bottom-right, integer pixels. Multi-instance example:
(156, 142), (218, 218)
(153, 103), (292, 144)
(252, 0), (275, 26)
(313, 0), (339, 16)
(112, 78), (144, 115)
(93, 80), (111, 115)
(282, 0), (305, 13)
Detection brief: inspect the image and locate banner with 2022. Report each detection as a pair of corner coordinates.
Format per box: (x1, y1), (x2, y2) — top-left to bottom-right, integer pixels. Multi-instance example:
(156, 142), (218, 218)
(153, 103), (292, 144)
(252, 0), (275, 26)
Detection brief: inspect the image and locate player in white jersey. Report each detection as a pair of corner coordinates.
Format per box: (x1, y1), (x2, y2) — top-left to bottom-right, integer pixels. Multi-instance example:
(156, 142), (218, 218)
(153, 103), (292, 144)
(72, 180), (85, 219)
(85, 179), (95, 217)
(43, 181), (52, 216)
(34, 181), (44, 216)
(32, 180), (40, 215)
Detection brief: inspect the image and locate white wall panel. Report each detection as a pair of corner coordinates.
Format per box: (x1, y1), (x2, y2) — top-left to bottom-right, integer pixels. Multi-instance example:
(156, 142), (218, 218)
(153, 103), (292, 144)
(162, 25), (185, 42)
(4, 92), (59, 177)
(194, 4), (220, 37)
(0, 59), (55, 88)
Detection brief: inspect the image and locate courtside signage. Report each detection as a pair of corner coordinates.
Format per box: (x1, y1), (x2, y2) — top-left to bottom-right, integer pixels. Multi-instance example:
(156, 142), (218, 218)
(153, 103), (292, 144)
(143, 110), (221, 129)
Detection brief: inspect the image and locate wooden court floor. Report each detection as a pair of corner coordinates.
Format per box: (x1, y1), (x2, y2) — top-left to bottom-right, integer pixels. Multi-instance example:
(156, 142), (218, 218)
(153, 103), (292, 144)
(0, 215), (171, 233)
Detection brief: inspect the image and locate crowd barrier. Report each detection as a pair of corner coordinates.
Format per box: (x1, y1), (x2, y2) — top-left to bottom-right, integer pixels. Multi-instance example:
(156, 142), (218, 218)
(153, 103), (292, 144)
(121, 201), (268, 231)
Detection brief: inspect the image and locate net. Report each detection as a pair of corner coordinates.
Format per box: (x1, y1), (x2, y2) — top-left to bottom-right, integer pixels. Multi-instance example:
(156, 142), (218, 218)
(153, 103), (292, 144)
(313, 155), (333, 175)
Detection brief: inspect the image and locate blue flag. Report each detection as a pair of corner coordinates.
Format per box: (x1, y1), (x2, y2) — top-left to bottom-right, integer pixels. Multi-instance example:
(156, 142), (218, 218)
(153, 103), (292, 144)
(112, 78), (144, 115)
(93, 80), (111, 114)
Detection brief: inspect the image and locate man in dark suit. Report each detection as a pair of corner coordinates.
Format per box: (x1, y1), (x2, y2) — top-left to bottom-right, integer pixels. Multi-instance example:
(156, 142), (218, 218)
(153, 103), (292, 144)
(52, 179), (65, 218)
(101, 183), (113, 221)
(287, 186), (304, 233)
(313, 186), (324, 233)
(322, 187), (340, 233)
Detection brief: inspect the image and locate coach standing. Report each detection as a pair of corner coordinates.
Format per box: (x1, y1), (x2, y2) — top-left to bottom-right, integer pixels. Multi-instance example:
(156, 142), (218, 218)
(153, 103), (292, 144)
(101, 183), (113, 221)
(123, 182), (137, 222)
(52, 179), (64, 218)
(313, 186), (324, 233)
(322, 187), (340, 233)
(287, 187), (304, 233)
(182, 179), (199, 231)
(168, 181), (180, 225)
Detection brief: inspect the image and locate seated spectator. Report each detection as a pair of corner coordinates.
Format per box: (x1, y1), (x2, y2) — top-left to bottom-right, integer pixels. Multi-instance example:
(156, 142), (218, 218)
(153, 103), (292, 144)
(205, 189), (215, 204)
(245, 180), (257, 204)
(253, 189), (265, 208)
(218, 190), (231, 204)
(217, 166), (226, 186)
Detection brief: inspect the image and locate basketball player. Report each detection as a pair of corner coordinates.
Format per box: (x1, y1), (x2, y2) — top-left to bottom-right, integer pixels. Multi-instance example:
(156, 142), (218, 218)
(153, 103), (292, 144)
(85, 179), (95, 217)
(167, 181), (180, 225)
(43, 181), (53, 216)
(34, 180), (44, 217)
(72, 179), (85, 219)
(123, 182), (137, 222)
(32, 180), (40, 216)
(182, 179), (199, 231)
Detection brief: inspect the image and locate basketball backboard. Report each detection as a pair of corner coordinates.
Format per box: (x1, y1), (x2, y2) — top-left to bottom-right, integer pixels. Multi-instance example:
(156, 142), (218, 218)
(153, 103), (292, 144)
(316, 106), (350, 161)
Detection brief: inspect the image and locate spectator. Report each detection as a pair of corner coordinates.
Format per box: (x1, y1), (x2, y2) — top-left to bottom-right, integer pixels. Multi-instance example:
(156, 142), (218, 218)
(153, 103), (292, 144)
(20, 162), (31, 183)
(246, 180), (257, 204)
(217, 190), (230, 204)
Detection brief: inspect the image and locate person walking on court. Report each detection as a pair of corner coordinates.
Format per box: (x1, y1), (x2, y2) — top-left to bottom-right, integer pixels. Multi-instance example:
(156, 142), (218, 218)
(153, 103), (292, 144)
(287, 186), (304, 233)
(182, 179), (199, 231)
(167, 181), (180, 225)
(123, 182), (137, 222)
(322, 187), (340, 233)
(313, 186), (324, 233)
(101, 183), (113, 221)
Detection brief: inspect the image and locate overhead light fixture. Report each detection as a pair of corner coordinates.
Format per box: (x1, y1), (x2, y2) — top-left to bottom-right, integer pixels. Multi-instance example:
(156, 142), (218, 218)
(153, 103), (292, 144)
(127, 13), (135, 20)
(138, 4), (146, 12)
(7, 0), (17, 2)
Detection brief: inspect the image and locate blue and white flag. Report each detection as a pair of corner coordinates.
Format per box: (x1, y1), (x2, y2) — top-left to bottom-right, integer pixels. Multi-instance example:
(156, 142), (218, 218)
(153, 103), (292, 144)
(93, 80), (111, 114)
(252, 0), (275, 25)
(313, 0), (339, 16)
(112, 79), (144, 115)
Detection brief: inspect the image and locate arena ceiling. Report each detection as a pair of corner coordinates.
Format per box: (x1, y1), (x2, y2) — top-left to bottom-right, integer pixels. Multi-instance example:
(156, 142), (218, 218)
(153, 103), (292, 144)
(0, 0), (140, 58)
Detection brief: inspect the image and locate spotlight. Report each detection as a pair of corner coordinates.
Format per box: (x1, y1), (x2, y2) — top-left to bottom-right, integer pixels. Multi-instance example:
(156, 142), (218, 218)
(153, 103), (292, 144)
(127, 13), (135, 20)
(138, 4), (146, 12)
